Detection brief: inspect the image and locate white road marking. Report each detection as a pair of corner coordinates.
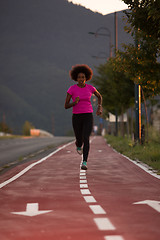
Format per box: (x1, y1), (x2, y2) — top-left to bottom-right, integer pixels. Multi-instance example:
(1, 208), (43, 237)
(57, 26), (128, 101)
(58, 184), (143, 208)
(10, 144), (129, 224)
(80, 184), (88, 188)
(80, 176), (86, 179)
(11, 203), (52, 217)
(80, 173), (86, 176)
(133, 200), (160, 213)
(0, 141), (74, 189)
(79, 137), (119, 238)
(90, 136), (96, 143)
(80, 170), (86, 173)
(115, 149), (160, 180)
(104, 236), (124, 240)
(80, 189), (91, 195)
(89, 205), (106, 214)
(80, 180), (87, 183)
(94, 218), (116, 230)
(83, 196), (96, 203)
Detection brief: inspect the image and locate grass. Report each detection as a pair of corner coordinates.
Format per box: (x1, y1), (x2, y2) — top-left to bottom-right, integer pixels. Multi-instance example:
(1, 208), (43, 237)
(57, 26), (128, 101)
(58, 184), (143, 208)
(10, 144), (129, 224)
(0, 135), (22, 139)
(105, 128), (160, 175)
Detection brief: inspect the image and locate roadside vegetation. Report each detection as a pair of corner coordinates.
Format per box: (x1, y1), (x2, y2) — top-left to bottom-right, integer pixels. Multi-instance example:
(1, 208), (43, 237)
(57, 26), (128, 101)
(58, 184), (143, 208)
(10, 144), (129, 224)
(105, 126), (160, 175)
(0, 135), (22, 139)
(0, 120), (35, 138)
(92, 1), (160, 175)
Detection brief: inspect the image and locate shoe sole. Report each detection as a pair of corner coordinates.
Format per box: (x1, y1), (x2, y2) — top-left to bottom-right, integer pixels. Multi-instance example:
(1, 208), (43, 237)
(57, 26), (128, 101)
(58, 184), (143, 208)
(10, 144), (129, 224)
(81, 165), (87, 170)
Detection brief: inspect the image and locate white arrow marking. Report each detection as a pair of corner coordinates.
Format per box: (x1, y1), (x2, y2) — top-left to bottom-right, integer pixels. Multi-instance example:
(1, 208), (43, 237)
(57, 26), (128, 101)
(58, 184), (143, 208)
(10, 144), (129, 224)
(11, 203), (53, 217)
(133, 200), (160, 213)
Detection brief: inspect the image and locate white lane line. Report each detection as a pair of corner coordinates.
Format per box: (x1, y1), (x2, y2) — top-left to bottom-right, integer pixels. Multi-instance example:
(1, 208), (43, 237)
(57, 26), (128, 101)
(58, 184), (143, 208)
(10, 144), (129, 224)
(79, 137), (119, 238)
(80, 173), (86, 176)
(94, 218), (116, 230)
(90, 136), (96, 143)
(80, 176), (86, 179)
(83, 196), (96, 203)
(104, 236), (124, 240)
(0, 141), (74, 189)
(80, 180), (87, 183)
(112, 147), (160, 180)
(80, 189), (91, 195)
(89, 205), (106, 214)
(80, 184), (88, 188)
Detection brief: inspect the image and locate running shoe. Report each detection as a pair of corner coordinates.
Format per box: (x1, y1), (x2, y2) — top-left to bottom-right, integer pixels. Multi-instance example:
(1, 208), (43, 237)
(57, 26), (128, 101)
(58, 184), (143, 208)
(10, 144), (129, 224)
(81, 161), (87, 170)
(77, 147), (83, 155)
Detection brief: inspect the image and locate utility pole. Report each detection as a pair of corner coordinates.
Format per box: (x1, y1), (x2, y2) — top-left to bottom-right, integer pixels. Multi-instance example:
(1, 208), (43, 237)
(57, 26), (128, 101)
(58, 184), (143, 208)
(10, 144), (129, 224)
(114, 12), (118, 51)
(134, 32), (141, 144)
(135, 84), (139, 141)
(52, 114), (54, 136)
(114, 12), (118, 136)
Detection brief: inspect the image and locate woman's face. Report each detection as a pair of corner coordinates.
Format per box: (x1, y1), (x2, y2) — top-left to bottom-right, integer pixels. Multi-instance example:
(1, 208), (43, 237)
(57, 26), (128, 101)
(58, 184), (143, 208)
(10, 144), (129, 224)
(77, 73), (86, 87)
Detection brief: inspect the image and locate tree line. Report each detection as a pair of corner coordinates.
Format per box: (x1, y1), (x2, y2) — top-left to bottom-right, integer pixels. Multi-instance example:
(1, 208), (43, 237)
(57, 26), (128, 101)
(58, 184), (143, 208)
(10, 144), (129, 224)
(0, 120), (35, 136)
(93, 0), (160, 138)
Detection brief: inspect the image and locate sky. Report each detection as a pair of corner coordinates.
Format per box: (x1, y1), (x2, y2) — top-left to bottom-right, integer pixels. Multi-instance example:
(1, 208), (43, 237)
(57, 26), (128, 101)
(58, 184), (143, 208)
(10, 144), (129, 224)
(68, 0), (128, 15)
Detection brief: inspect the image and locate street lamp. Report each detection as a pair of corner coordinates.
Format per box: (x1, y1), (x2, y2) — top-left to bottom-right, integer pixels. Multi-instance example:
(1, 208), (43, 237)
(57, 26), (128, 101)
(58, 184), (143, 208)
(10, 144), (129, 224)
(134, 31), (142, 144)
(88, 27), (112, 58)
(92, 52), (108, 60)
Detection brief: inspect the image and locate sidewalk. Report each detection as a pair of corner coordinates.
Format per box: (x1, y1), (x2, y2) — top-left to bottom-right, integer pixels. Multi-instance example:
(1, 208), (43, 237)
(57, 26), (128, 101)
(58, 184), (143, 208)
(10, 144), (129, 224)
(0, 136), (160, 240)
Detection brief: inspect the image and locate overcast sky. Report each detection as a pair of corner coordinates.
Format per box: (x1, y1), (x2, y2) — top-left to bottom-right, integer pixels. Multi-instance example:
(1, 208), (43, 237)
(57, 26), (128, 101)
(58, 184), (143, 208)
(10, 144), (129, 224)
(68, 0), (128, 15)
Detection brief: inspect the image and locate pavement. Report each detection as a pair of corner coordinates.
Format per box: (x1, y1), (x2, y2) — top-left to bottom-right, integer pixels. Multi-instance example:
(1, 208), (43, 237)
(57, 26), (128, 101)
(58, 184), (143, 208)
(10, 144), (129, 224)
(0, 136), (160, 240)
(0, 136), (74, 168)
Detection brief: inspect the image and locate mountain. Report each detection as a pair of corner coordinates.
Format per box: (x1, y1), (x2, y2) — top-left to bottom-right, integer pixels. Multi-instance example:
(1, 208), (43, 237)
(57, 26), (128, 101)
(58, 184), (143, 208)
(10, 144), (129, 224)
(0, 0), (132, 135)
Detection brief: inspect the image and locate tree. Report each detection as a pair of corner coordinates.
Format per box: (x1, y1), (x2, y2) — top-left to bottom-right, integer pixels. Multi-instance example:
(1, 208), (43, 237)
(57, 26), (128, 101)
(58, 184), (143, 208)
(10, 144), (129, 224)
(123, 0), (160, 53)
(0, 122), (12, 134)
(93, 59), (135, 136)
(22, 121), (35, 136)
(121, 0), (160, 95)
(114, 45), (160, 97)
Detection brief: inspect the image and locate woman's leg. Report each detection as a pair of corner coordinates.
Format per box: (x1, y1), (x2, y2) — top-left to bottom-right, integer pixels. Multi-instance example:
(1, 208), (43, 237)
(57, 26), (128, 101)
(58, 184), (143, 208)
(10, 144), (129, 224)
(72, 114), (83, 148)
(82, 113), (93, 162)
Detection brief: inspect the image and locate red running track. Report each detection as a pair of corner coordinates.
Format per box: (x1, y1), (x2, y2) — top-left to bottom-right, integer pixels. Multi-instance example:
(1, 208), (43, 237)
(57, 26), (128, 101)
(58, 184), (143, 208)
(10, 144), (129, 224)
(0, 136), (160, 240)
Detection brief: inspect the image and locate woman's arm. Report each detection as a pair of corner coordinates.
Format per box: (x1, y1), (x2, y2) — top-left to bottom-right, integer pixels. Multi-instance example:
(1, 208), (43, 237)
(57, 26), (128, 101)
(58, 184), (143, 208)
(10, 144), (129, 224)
(64, 93), (79, 109)
(94, 90), (102, 116)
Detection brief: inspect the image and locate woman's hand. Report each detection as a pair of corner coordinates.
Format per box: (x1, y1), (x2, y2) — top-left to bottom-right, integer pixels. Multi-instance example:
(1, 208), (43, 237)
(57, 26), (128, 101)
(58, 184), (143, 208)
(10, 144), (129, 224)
(74, 96), (80, 105)
(64, 93), (80, 109)
(96, 105), (102, 116)
(94, 90), (102, 116)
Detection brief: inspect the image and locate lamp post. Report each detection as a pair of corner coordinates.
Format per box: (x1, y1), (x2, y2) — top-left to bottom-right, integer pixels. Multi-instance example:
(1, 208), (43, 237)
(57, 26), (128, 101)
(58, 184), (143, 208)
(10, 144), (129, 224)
(88, 27), (112, 58)
(92, 52), (108, 60)
(134, 31), (142, 144)
(114, 12), (118, 136)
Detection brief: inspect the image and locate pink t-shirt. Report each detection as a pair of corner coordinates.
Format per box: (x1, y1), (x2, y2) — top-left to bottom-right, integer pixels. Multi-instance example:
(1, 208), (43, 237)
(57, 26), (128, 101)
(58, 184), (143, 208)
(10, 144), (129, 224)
(67, 84), (96, 114)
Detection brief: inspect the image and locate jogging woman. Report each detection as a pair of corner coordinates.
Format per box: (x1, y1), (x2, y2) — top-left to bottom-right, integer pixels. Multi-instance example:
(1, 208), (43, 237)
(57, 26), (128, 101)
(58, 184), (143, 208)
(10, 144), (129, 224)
(64, 64), (102, 170)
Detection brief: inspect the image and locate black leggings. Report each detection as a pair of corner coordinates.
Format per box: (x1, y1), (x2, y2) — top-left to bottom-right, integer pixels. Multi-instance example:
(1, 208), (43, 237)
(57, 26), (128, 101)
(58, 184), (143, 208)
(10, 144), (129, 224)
(72, 113), (93, 162)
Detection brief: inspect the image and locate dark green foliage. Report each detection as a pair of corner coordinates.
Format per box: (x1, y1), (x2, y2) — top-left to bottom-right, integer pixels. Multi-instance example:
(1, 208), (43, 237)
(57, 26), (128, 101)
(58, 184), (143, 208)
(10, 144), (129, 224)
(121, 0), (160, 95)
(105, 131), (160, 174)
(92, 59), (135, 116)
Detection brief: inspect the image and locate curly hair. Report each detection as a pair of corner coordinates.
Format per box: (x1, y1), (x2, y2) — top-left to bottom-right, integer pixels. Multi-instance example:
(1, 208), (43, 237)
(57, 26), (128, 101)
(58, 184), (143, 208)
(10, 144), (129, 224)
(69, 64), (93, 81)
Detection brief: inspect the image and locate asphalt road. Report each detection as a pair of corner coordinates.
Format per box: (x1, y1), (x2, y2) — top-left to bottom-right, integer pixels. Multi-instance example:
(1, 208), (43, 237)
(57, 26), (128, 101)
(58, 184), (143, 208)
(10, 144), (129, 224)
(0, 136), (74, 170)
(0, 136), (159, 240)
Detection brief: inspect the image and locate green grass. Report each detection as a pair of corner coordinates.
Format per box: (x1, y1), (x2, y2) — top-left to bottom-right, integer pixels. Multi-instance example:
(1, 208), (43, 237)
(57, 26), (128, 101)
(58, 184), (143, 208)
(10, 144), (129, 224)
(105, 130), (160, 175)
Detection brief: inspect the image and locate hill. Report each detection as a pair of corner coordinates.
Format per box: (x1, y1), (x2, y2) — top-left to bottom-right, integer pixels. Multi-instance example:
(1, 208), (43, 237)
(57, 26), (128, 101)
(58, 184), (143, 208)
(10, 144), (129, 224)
(0, 0), (132, 135)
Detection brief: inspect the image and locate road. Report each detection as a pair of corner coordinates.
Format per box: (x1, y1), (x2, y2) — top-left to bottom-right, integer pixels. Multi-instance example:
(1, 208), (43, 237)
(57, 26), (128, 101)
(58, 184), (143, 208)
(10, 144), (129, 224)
(0, 136), (74, 169)
(0, 136), (160, 240)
